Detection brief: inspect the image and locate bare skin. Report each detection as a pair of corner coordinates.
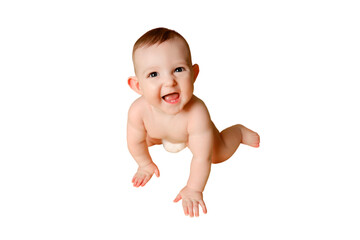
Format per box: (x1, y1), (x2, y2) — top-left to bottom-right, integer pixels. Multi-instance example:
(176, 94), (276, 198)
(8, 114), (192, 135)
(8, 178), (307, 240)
(127, 37), (260, 217)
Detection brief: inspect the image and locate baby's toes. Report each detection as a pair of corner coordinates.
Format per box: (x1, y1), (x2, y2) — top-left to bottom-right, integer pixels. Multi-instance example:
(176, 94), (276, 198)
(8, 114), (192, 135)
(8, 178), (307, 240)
(250, 132), (260, 148)
(239, 125), (260, 148)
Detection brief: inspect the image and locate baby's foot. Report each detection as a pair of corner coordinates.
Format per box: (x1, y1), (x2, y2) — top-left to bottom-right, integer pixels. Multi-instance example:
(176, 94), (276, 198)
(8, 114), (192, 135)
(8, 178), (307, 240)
(238, 124), (260, 148)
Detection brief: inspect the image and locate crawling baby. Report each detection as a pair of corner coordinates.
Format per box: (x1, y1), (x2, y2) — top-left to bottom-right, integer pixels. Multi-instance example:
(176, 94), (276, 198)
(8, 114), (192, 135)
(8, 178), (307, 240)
(127, 27), (260, 217)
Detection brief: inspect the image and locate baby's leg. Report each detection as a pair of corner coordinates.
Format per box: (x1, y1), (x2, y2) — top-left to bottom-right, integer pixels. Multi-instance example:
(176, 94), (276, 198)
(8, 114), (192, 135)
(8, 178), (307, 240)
(212, 124), (260, 164)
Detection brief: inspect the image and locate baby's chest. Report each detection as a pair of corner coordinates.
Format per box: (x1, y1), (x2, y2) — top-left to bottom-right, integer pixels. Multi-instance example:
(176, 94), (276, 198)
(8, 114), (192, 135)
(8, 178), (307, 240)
(144, 118), (188, 142)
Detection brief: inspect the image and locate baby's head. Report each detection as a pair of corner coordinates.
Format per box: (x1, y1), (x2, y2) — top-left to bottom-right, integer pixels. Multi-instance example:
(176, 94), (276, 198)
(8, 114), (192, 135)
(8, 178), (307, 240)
(128, 28), (199, 115)
(132, 27), (192, 67)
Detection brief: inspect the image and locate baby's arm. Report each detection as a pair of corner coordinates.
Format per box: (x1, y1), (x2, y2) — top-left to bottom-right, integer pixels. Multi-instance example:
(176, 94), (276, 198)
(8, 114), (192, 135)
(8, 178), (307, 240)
(127, 101), (159, 187)
(174, 100), (213, 217)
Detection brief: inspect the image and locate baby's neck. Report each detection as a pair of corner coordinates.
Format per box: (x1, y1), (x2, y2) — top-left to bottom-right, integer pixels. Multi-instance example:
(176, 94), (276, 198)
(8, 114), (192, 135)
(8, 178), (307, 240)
(150, 105), (181, 118)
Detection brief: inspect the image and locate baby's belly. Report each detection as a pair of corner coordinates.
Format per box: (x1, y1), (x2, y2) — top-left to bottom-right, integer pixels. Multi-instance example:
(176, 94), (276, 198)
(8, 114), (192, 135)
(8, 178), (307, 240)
(162, 139), (187, 153)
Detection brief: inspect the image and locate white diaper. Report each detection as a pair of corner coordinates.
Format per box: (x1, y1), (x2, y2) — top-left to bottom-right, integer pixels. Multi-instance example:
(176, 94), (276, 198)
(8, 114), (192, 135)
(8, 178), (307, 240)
(162, 139), (187, 153)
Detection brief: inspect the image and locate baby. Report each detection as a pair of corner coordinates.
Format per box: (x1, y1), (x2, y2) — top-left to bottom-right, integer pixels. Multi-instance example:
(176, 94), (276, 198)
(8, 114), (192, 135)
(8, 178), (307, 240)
(127, 27), (260, 217)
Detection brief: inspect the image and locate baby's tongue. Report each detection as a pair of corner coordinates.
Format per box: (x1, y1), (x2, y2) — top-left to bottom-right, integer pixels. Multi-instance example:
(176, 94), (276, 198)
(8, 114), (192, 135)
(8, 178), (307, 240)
(164, 93), (179, 102)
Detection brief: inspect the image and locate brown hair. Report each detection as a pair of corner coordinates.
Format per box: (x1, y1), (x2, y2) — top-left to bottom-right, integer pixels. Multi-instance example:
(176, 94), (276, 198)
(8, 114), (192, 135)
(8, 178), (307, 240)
(132, 27), (191, 61)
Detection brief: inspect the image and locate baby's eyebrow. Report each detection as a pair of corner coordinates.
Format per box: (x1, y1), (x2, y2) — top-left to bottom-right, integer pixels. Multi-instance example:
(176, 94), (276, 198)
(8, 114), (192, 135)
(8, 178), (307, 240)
(173, 60), (191, 67)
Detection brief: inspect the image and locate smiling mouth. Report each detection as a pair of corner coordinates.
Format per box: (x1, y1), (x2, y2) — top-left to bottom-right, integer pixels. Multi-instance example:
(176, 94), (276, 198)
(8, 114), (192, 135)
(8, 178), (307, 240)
(162, 92), (180, 104)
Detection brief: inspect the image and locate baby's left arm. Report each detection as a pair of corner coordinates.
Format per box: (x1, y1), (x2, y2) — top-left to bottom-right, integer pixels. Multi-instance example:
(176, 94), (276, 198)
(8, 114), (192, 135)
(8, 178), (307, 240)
(174, 100), (213, 217)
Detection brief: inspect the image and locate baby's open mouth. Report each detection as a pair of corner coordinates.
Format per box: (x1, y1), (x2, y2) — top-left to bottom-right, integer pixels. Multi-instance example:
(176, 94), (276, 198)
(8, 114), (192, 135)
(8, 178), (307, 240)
(162, 92), (180, 104)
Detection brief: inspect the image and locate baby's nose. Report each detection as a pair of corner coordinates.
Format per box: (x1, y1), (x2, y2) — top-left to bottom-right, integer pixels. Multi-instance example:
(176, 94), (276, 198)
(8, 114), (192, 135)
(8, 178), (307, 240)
(163, 74), (177, 86)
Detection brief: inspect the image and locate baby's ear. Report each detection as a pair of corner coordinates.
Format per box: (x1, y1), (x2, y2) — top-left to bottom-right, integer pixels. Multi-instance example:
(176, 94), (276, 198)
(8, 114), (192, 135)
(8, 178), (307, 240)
(128, 76), (142, 95)
(192, 64), (200, 83)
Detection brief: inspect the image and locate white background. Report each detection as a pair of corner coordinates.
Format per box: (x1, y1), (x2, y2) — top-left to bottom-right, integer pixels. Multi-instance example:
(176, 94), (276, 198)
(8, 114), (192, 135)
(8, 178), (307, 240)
(1, 0), (359, 239)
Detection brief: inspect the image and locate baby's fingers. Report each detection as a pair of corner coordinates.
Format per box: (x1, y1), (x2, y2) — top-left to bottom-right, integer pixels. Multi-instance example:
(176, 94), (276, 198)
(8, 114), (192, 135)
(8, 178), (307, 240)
(154, 167), (160, 177)
(140, 175), (151, 187)
(193, 202), (200, 217)
(187, 202), (194, 217)
(132, 174), (144, 187)
(182, 201), (194, 217)
(133, 178), (141, 187)
(199, 200), (207, 214)
(173, 194), (182, 203)
(183, 200), (194, 217)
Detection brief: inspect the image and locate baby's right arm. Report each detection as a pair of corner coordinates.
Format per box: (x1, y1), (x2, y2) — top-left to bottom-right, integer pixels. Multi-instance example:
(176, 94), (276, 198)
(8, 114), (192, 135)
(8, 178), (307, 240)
(127, 101), (159, 187)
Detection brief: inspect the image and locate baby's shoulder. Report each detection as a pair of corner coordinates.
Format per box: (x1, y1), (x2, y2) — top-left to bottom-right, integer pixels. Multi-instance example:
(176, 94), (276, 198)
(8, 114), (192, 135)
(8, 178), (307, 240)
(186, 96), (212, 127)
(128, 97), (147, 120)
(186, 96), (210, 115)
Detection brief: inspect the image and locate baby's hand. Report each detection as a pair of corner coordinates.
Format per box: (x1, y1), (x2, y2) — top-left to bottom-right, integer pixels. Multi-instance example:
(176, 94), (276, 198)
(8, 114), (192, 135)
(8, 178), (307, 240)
(173, 186), (207, 217)
(132, 162), (160, 187)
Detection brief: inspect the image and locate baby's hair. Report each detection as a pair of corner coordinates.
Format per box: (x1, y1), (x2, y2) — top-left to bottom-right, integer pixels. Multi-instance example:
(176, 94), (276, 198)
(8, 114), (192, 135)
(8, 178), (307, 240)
(132, 27), (192, 61)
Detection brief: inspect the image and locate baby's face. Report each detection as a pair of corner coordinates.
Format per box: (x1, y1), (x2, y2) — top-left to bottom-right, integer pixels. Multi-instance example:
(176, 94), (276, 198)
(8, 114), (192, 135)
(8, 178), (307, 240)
(133, 37), (196, 115)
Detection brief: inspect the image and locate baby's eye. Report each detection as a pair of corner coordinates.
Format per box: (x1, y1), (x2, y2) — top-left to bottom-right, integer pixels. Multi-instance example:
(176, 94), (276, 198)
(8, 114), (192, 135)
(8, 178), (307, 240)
(148, 72), (158, 78)
(174, 67), (185, 73)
